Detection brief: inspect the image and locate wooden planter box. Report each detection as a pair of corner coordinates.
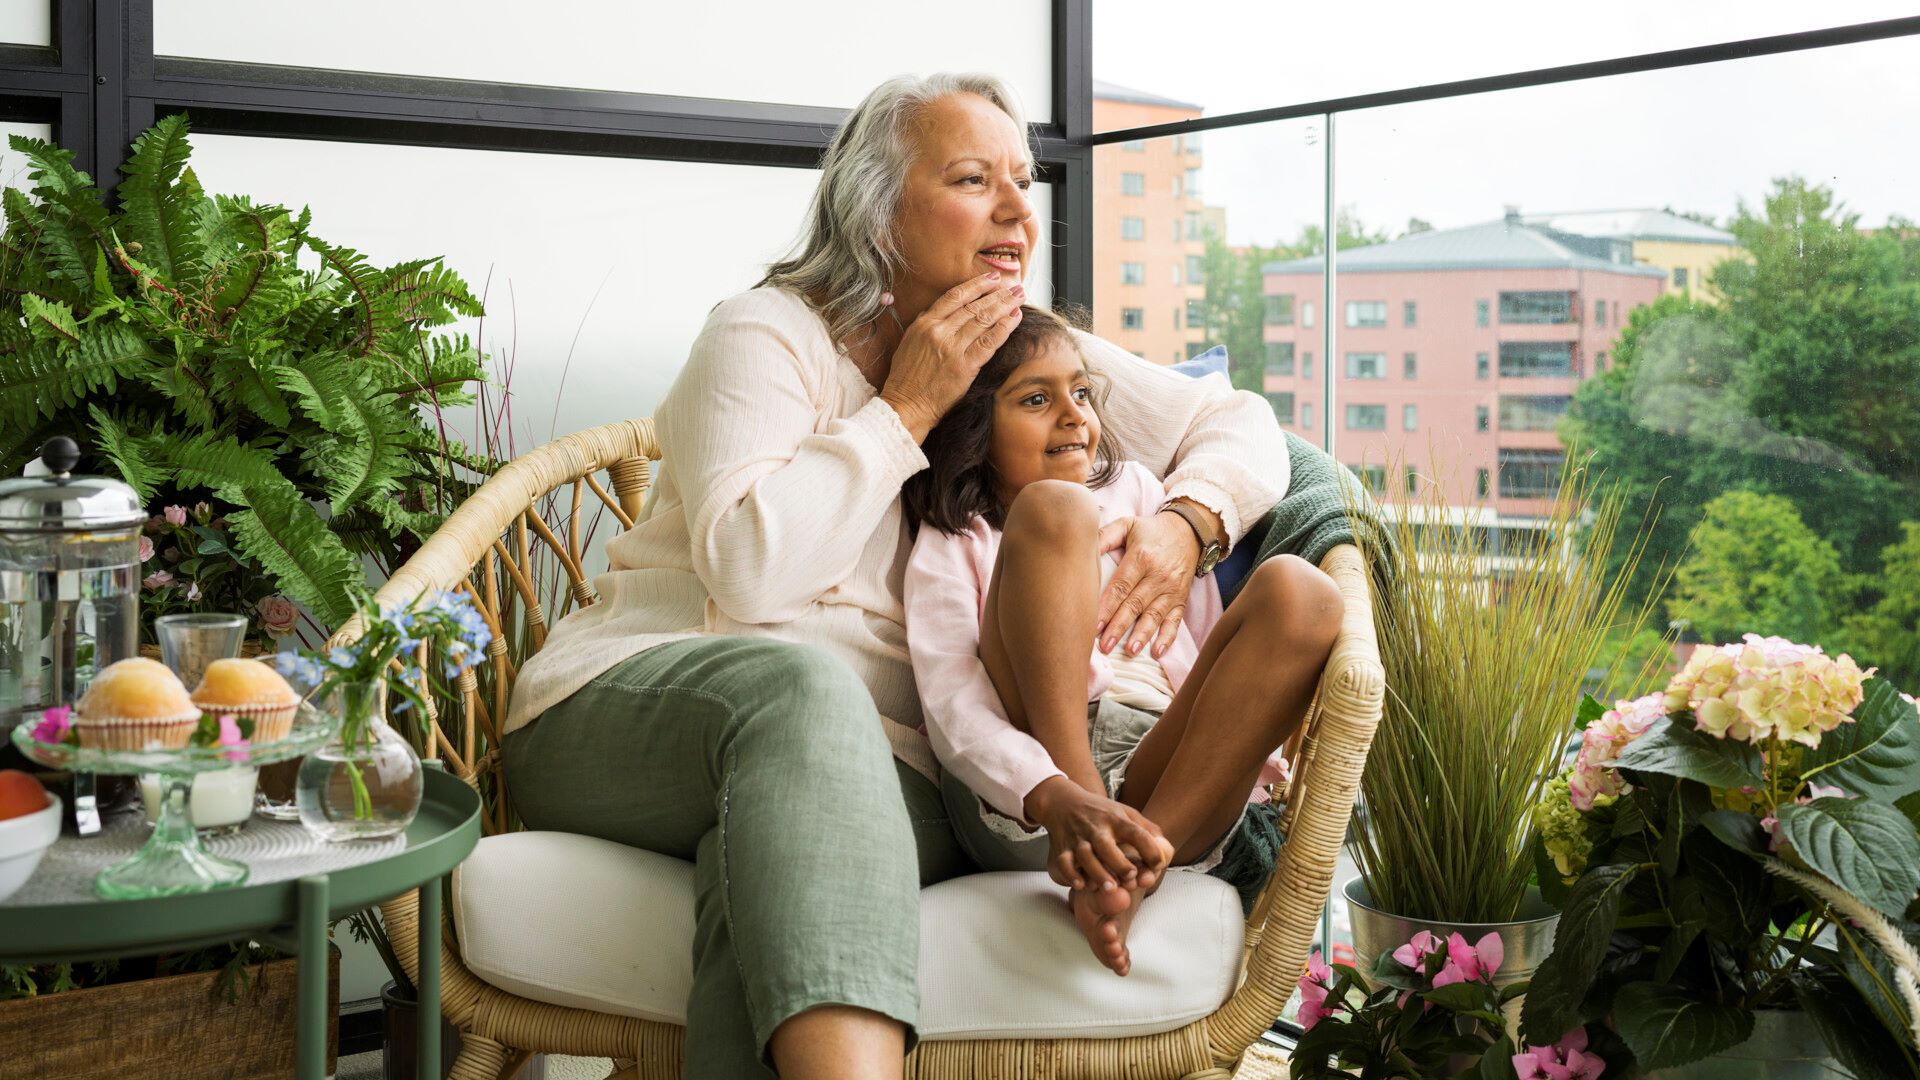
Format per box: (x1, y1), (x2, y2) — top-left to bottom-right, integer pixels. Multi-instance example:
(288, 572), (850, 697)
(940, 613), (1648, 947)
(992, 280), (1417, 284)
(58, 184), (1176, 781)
(0, 953), (338, 1078)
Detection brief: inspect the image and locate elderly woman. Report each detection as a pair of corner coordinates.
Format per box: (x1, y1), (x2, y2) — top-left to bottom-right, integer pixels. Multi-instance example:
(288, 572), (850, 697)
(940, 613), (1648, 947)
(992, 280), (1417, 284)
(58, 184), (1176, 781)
(503, 73), (1288, 1079)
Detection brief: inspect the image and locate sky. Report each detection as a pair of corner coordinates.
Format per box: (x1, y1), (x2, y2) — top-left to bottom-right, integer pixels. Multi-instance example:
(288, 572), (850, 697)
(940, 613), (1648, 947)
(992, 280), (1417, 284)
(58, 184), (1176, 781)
(1092, 0), (1920, 246)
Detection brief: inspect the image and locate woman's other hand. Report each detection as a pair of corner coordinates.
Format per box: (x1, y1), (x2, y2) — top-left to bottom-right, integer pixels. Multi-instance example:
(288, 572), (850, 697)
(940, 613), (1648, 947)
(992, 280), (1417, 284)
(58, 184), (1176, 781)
(1024, 776), (1174, 893)
(880, 272), (1024, 441)
(1095, 512), (1202, 659)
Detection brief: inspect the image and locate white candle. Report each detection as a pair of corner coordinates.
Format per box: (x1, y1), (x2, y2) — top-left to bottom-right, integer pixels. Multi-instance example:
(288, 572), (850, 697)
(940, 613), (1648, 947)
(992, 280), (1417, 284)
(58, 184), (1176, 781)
(139, 767), (260, 829)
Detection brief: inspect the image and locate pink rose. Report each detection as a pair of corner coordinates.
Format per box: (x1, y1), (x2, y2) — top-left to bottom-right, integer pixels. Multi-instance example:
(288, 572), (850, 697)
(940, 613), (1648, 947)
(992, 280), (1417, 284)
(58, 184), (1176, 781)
(257, 595), (299, 638)
(143, 570), (174, 589)
(30, 705), (72, 744)
(137, 535), (154, 563)
(1296, 949), (1335, 1031)
(163, 505), (188, 526)
(1513, 1026), (1605, 1080)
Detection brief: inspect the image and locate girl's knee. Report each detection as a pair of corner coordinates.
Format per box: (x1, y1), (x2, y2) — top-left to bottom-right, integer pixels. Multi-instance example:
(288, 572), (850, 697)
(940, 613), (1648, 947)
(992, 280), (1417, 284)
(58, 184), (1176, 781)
(1242, 556), (1343, 649)
(1004, 479), (1100, 545)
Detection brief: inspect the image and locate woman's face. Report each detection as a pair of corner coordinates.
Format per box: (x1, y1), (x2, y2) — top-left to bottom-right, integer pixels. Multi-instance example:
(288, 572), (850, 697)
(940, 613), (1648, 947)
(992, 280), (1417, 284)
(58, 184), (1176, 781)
(892, 93), (1038, 314)
(988, 338), (1101, 505)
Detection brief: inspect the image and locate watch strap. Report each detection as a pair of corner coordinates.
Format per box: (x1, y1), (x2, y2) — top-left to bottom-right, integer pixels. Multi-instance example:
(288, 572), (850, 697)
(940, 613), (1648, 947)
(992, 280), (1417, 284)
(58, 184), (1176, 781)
(1159, 499), (1227, 577)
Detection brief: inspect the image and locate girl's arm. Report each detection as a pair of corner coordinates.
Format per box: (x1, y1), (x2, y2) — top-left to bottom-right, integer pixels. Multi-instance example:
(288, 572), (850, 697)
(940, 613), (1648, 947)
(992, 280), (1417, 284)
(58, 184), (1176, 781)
(657, 291), (928, 625)
(904, 524), (1067, 825)
(1075, 329), (1288, 547)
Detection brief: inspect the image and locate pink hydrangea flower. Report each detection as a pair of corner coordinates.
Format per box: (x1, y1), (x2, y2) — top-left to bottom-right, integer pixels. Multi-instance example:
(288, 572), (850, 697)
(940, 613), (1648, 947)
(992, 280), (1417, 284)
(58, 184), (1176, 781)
(1666, 635), (1872, 747)
(142, 570), (174, 589)
(162, 505), (188, 526)
(1513, 1026), (1605, 1079)
(1569, 693), (1663, 811)
(30, 705), (72, 744)
(257, 595), (299, 638)
(1296, 949), (1335, 1031)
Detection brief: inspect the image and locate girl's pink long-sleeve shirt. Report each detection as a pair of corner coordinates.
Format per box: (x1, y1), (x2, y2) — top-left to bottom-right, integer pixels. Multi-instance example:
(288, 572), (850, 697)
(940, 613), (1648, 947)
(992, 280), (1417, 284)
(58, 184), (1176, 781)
(903, 462), (1226, 823)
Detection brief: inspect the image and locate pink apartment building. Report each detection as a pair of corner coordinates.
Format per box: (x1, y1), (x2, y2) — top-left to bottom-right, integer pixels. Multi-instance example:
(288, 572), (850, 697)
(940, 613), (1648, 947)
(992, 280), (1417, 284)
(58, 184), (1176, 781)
(1261, 212), (1667, 519)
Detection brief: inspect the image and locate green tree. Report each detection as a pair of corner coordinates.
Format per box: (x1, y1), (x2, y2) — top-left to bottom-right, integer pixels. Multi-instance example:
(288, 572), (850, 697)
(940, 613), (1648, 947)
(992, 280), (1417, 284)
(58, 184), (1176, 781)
(1843, 522), (1920, 687)
(1668, 490), (1849, 646)
(1195, 230), (1293, 393)
(1292, 208), (1393, 256)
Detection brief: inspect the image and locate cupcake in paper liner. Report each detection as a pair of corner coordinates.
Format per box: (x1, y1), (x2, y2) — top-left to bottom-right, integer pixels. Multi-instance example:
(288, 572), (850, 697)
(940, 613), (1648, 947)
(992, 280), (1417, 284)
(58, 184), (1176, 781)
(191, 658), (303, 744)
(73, 657), (202, 750)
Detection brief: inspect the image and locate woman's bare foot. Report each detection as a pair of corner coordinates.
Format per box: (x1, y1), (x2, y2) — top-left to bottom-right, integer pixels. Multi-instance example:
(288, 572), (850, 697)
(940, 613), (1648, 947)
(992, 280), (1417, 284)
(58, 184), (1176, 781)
(1068, 882), (1148, 976)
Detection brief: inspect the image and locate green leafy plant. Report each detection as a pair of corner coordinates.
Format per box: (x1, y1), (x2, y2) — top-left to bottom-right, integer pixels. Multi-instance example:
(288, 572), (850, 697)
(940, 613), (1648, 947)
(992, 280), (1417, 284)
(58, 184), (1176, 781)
(0, 116), (493, 631)
(1523, 638), (1920, 1075)
(1345, 454), (1668, 923)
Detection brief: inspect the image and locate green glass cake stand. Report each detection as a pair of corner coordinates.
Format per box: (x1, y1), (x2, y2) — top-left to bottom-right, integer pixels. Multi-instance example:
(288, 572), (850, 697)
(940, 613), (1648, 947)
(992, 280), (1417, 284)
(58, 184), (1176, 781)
(10, 702), (338, 898)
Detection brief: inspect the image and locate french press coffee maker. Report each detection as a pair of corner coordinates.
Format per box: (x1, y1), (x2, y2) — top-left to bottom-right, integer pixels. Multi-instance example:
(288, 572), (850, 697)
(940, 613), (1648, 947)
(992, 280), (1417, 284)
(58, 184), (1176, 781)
(0, 436), (145, 834)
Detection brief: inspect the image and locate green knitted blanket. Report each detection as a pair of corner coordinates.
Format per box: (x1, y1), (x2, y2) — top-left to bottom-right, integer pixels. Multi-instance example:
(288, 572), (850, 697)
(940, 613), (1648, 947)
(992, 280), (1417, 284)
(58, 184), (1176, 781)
(1222, 430), (1394, 608)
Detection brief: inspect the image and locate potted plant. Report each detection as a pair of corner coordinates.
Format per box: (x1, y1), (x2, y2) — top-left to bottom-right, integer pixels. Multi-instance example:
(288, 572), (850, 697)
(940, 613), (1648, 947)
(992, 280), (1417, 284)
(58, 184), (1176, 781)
(1341, 455), (1665, 987)
(1524, 635), (1920, 1075)
(0, 116), (494, 635)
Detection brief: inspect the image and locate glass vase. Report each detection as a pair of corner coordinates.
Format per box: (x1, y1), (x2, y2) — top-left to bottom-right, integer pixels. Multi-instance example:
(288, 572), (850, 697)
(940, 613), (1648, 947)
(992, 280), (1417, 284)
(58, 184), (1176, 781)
(296, 679), (423, 842)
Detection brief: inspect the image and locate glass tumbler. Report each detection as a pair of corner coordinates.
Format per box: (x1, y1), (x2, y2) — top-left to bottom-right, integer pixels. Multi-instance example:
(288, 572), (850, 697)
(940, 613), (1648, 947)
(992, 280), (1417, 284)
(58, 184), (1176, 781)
(153, 612), (249, 690)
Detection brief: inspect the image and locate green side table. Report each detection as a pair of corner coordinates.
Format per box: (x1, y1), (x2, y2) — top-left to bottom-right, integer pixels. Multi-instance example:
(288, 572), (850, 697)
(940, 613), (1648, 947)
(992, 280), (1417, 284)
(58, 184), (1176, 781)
(0, 766), (481, 1080)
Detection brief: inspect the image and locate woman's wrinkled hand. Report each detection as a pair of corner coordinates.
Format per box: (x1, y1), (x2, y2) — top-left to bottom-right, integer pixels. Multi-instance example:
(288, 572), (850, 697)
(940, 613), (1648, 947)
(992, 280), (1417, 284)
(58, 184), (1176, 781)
(1025, 776), (1174, 894)
(1095, 511), (1202, 659)
(879, 272), (1024, 441)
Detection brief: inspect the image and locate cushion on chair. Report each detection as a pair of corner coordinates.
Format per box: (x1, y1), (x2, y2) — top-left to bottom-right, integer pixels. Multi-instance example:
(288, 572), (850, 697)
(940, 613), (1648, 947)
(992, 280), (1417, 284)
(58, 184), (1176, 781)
(453, 831), (1247, 1040)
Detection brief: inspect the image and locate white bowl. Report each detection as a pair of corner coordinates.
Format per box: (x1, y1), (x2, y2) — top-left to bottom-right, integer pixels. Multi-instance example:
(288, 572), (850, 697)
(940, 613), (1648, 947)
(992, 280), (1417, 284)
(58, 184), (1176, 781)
(0, 791), (62, 903)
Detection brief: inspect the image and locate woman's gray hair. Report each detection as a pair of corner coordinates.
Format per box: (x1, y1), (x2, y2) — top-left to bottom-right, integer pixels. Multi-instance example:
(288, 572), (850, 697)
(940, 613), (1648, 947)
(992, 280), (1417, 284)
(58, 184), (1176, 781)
(758, 73), (1036, 347)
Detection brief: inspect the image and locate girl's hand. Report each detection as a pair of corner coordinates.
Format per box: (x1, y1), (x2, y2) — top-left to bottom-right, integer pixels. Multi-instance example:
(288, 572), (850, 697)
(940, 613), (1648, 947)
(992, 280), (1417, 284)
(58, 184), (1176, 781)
(879, 272), (1025, 441)
(1025, 777), (1174, 893)
(1095, 511), (1202, 659)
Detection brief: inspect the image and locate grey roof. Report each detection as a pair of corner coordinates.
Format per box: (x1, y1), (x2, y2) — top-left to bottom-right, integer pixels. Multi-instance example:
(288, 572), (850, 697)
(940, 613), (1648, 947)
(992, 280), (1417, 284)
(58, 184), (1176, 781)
(1262, 217), (1670, 278)
(1091, 79), (1202, 112)
(1521, 208), (1736, 245)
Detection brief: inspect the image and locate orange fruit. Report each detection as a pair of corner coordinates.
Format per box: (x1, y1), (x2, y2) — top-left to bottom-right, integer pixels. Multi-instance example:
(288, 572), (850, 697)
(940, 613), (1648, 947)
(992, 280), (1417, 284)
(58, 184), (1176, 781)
(0, 769), (50, 820)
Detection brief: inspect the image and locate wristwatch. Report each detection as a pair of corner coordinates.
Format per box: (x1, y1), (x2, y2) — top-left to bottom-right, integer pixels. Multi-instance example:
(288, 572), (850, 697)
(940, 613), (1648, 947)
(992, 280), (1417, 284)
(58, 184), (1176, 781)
(1159, 499), (1228, 578)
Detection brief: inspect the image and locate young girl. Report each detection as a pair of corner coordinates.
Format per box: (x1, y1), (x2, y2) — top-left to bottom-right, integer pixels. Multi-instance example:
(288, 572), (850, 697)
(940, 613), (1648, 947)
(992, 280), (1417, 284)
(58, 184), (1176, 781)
(902, 305), (1342, 976)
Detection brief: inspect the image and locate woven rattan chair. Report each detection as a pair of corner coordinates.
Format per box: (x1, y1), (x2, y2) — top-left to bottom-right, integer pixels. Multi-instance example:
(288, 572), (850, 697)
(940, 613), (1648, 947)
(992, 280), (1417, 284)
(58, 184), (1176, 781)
(334, 418), (1383, 1080)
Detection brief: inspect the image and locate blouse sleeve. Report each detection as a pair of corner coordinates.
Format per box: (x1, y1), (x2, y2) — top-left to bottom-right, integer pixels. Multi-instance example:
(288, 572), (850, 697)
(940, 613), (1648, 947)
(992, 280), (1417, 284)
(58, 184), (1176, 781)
(656, 291), (927, 625)
(1075, 329), (1288, 547)
(903, 524), (1066, 824)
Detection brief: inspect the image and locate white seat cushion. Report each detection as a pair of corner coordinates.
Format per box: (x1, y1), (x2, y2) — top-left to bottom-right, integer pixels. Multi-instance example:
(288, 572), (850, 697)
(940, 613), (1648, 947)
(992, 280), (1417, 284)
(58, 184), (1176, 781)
(454, 831), (1246, 1040)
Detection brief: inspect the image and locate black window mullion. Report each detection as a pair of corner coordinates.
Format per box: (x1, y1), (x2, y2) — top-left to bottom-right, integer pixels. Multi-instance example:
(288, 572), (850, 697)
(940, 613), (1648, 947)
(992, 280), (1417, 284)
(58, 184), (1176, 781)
(1051, 0), (1092, 309)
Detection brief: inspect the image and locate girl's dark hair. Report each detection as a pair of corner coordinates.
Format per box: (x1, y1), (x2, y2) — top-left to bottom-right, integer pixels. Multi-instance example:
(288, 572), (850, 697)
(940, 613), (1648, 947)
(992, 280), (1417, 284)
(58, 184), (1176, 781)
(902, 304), (1125, 537)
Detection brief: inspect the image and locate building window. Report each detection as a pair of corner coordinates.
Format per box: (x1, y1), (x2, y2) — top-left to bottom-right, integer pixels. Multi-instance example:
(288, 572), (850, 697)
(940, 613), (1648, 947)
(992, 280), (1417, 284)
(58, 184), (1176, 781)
(1346, 404), (1387, 431)
(1186, 255), (1206, 284)
(1596, 351), (1608, 370)
(1476, 299), (1490, 327)
(1265, 294), (1295, 325)
(1121, 262), (1145, 285)
(1172, 175), (1183, 197)
(1499, 341), (1577, 378)
(1186, 211), (1204, 240)
(1345, 300), (1387, 328)
(1265, 391), (1296, 423)
(1405, 467), (1419, 496)
(1595, 298), (1606, 326)
(1403, 352), (1417, 379)
(1612, 300), (1621, 325)
(1171, 264), (1182, 286)
(1173, 306), (1182, 329)
(1120, 307), (1145, 330)
(1303, 302), (1315, 328)
(1499, 449), (1566, 499)
(1476, 352), (1490, 379)
(1121, 172), (1145, 196)
(1265, 341), (1295, 376)
(1498, 394), (1573, 431)
(1476, 468), (1491, 499)
(1121, 216), (1145, 241)
(1345, 352), (1386, 379)
(1186, 342), (1210, 360)
(1301, 403), (1313, 429)
(1476, 404), (1490, 432)
(1186, 298), (1206, 328)
(1172, 220), (1182, 242)
(1172, 134), (1182, 154)
(1302, 352), (1314, 379)
(1403, 300), (1417, 327)
(1351, 464), (1387, 494)
(1674, 267), (1690, 289)
(1403, 403), (1418, 431)
(1123, 140), (1146, 152)
(1184, 130), (1202, 152)
(1184, 168), (1201, 199)
(1499, 291), (1576, 324)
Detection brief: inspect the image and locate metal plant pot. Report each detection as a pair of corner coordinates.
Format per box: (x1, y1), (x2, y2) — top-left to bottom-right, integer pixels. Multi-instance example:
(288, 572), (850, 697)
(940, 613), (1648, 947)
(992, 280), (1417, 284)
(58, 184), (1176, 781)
(1639, 1008), (1845, 1078)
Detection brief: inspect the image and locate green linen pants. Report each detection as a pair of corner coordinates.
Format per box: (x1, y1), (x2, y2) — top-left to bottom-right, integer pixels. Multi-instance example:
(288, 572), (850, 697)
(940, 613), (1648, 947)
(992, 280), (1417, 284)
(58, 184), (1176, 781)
(502, 636), (972, 1079)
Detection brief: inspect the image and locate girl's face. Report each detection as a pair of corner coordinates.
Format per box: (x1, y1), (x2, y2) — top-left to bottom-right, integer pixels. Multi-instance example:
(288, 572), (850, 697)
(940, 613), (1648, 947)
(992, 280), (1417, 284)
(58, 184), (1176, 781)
(987, 339), (1101, 505)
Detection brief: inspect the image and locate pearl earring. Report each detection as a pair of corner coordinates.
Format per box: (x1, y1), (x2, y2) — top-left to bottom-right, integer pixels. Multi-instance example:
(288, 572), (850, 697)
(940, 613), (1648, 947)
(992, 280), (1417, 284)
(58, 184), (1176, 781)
(878, 289), (894, 308)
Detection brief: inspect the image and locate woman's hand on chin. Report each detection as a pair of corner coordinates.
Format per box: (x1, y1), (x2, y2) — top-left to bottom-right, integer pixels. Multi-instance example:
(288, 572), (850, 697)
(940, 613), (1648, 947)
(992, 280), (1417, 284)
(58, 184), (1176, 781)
(879, 272), (1024, 441)
(1095, 513), (1201, 658)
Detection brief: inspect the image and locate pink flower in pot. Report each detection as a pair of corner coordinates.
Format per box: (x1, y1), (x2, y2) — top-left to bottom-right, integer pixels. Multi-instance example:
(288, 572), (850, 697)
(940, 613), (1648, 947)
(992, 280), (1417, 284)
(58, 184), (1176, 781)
(1512, 1025), (1604, 1079)
(1295, 949), (1335, 1031)
(162, 505), (188, 526)
(258, 595), (299, 638)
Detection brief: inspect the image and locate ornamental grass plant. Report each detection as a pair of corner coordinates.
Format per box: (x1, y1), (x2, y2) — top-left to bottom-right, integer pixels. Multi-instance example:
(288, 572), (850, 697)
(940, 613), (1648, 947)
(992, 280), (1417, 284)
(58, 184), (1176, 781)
(1345, 451), (1667, 923)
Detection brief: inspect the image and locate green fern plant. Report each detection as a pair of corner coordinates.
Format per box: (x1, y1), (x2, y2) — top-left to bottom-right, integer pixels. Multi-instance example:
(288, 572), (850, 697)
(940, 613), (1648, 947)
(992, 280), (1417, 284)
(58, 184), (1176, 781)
(0, 116), (491, 631)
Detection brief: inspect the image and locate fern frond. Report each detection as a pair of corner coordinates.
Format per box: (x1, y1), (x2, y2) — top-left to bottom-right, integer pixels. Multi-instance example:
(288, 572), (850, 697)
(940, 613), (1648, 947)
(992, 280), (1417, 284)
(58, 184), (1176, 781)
(201, 197), (298, 325)
(86, 405), (171, 503)
(1, 187), (93, 304)
(21, 294), (80, 345)
(309, 368), (413, 511)
(379, 334), (486, 405)
(0, 324), (154, 424)
(271, 349), (357, 433)
(226, 484), (363, 628)
(135, 363), (219, 431)
(378, 258), (483, 327)
(117, 114), (207, 285)
(152, 429), (285, 499)
(10, 134), (100, 203)
(207, 349), (292, 427)
(303, 236), (389, 354)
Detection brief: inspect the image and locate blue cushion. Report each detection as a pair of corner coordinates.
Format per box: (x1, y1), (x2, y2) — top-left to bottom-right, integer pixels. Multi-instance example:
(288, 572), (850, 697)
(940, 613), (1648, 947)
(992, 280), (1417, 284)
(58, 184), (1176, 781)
(1164, 345), (1253, 599)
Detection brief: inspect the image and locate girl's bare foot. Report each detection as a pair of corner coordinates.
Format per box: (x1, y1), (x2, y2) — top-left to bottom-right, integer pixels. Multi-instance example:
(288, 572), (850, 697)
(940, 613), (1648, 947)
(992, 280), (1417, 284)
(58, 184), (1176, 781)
(1068, 882), (1147, 975)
